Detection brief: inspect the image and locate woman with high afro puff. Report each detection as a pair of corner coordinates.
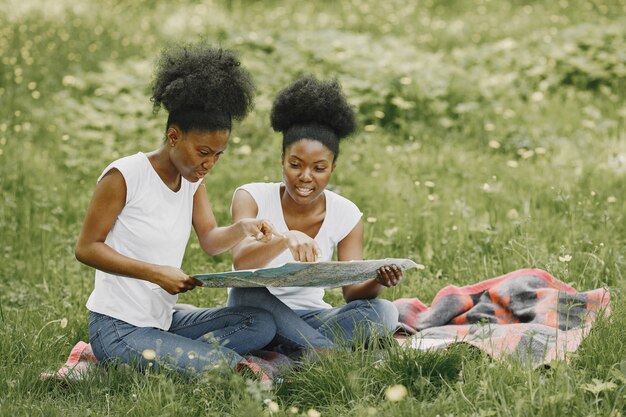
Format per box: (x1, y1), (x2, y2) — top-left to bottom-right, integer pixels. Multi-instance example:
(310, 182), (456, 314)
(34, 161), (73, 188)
(227, 76), (403, 351)
(74, 42), (279, 377)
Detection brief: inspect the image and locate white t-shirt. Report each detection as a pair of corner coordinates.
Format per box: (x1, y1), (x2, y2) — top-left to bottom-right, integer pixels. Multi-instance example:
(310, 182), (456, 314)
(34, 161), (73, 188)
(229, 182), (363, 310)
(86, 152), (203, 329)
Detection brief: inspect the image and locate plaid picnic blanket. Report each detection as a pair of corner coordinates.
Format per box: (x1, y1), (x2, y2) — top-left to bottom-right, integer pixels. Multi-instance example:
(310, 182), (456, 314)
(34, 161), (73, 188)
(393, 268), (610, 367)
(42, 269), (610, 380)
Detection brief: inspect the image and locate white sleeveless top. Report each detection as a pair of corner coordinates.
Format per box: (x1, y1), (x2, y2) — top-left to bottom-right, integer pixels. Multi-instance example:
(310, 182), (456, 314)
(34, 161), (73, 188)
(229, 182), (362, 310)
(86, 152), (203, 329)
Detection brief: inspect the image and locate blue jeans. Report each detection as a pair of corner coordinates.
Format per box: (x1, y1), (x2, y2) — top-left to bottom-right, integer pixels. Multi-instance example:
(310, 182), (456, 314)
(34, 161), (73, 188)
(296, 298), (399, 345)
(228, 288), (334, 350)
(227, 288), (399, 349)
(88, 307), (276, 375)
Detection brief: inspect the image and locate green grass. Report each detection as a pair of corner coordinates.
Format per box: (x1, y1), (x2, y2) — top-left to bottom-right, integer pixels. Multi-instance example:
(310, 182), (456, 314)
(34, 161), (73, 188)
(1, 0), (625, 415)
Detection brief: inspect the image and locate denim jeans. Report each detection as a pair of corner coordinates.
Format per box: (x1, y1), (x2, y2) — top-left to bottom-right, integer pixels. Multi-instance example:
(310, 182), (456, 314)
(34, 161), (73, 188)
(296, 298), (399, 346)
(227, 287), (399, 350)
(228, 288), (334, 350)
(88, 306), (276, 375)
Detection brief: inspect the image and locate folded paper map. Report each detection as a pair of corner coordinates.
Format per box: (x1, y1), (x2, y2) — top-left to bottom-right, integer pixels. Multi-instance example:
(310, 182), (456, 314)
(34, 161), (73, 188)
(194, 258), (420, 288)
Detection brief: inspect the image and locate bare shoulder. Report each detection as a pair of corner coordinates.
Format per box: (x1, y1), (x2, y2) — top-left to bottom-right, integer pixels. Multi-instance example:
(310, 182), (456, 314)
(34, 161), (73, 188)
(232, 188), (259, 220)
(92, 168), (127, 206)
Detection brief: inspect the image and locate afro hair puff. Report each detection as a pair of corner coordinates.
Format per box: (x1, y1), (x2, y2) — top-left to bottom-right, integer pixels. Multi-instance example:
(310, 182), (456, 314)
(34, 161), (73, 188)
(270, 76), (356, 139)
(151, 42), (255, 120)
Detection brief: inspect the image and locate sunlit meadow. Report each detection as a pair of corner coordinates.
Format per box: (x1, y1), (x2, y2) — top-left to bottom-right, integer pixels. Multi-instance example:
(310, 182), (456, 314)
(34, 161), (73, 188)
(1, 0), (625, 416)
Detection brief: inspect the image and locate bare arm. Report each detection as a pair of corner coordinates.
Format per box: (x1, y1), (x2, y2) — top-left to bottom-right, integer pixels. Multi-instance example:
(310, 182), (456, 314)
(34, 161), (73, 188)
(230, 189), (320, 270)
(75, 169), (201, 294)
(192, 184), (277, 258)
(340, 220), (404, 303)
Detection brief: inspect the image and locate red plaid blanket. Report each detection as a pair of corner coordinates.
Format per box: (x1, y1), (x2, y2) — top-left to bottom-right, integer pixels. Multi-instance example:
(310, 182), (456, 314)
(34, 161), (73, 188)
(42, 269), (609, 380)
(393, 269), (610, 367)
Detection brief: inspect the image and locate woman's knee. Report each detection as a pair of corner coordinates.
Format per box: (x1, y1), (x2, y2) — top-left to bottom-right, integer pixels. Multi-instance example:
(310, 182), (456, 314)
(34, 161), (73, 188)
(239, 307), (277, 346)
(353, 298), (399, 332)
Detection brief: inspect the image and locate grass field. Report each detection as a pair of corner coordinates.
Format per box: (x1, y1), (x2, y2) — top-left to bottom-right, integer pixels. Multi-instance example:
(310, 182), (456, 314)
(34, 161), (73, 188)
(1, 0), (625, 415)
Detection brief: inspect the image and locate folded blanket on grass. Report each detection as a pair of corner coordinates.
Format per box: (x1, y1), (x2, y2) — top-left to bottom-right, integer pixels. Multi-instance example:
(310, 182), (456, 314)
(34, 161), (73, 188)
(41, 269), (610, 381)
(39, 341), (97, 381)
(394, 268), (610, 367)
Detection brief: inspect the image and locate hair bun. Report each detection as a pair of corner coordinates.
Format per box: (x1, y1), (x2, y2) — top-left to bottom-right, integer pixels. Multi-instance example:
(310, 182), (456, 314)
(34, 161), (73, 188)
(151, 43), (255, 121)
(270, 76), (356, 139)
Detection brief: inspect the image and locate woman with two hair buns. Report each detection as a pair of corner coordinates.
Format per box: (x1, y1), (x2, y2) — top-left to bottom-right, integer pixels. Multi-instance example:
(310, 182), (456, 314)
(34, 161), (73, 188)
(227, 76), (403, 351)
(75, 43), (280, 375)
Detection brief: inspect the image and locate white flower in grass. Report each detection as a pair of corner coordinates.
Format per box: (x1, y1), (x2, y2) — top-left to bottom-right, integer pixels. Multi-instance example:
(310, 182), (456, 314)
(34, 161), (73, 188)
(238, 144), (252, 156)
(531, 91), (544, 102)
(289, 406), (299, 414)
(366, 217), (377, 223)
(263, 399), (280, 413)
(607, 196), (617, 204)
(62, 75), (77, 86)
(364, 124), (377, 132)
(385, 384), (408, 401)
(503, 109), (516, 119)
(488, 140), (501, 149)
(59, 318), (68, 329)
(142, 349), (157, 361)
(307, 408), (321, 417)
(558, 254), (572, 263)
(506, 209), (519, 220)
